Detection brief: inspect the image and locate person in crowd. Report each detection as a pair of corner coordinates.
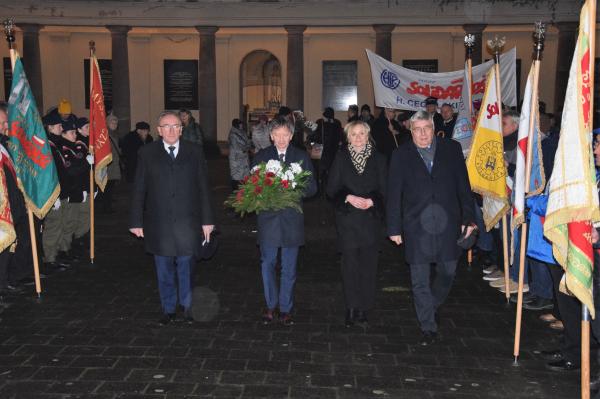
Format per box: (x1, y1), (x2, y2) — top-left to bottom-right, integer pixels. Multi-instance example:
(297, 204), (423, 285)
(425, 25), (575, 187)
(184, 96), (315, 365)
(292, 110), (308, 150)
(43, 112), (71, 270)
(57, 99), (77, 124)
(121, 121), (153, 183)
(360, 104), (375, 126)
(71, 117), (92, 255)
(252, 116), (317, 326)
(99, 113), (122, 214)
(425, 96), (444, 133)
(386, 110), (475, 346)
(76, 117), (89, 144)
(326, 121), (387, 327)
(347, 104), (359, 124)
(60, 119), (92, 261)
(487, 110), (521, 292)
(228, 118), (251, 190)
(252, 114), (271, 151)
(0, 102), (28, 296)
(129, 111), (215, 326)
(436, 103), (456, 138)
(309, 107), (343, 195)
(372, 107), (404, 162)
(179, 109), (204, 147)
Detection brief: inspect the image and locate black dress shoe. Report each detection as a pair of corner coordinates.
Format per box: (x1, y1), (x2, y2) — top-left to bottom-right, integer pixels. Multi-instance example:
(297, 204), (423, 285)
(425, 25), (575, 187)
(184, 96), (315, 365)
(183, 308), (194, 324)
(419, 331), (438, 346)
(345, 309), (356, 328)
(279, 312), (294, 326)
(158, 313), (176, 326)
(540, 349), (563, 361)
(262, 309), (275, 324)
(355, 310), (368, 324)
(545, 359), (580, 372)
(590, 374), (600, 391)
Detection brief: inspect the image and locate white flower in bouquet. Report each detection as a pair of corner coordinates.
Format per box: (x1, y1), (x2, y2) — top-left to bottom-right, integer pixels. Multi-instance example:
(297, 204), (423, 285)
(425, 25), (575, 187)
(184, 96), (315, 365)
(289, 162), (303, 175)
(251, 165), (260, 173)
(265, 159), (283, 175)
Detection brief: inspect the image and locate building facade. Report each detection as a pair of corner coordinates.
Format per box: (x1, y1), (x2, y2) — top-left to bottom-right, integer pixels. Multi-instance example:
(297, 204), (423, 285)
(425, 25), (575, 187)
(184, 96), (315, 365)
(0, 0), (590, 140)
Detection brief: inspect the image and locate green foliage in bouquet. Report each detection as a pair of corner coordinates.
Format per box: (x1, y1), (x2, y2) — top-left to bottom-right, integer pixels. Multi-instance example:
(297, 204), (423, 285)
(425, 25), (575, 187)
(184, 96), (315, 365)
(225, 160), (312, 216)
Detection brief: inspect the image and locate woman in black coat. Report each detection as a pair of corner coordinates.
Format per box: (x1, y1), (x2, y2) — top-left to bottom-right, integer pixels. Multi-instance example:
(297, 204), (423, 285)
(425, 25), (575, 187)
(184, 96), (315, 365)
(326, 121), (387, 327)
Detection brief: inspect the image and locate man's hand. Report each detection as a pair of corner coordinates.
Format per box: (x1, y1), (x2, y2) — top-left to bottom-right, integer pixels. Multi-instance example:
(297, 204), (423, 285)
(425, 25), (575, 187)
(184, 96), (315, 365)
(129, 228), (144, 238)
(461, 224), (476, 238)
(389, 235), (403, 245)
(202, 225), (215, 243)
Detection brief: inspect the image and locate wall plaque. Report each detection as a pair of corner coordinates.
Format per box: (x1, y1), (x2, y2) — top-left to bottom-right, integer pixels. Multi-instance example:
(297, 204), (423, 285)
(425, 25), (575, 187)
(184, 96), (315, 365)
(164, 59), (198, 110)
(322, 61), (357, 112)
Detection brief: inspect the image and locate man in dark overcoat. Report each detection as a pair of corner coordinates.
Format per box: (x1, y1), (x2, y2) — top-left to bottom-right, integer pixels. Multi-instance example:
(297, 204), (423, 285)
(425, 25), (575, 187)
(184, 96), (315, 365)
(252, 116), (317, 326)
(386, 110), (475, 345)
(129, 111), (215, 326)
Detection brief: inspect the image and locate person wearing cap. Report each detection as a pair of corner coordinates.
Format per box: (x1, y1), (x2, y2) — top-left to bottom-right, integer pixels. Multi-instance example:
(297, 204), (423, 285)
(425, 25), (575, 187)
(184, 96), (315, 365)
(121, 121), (153, 183)
(227, 118), (251, 190)
(252, 114), (271, 152)
(59, 120), (91, 262)
(42, 112), (72, 270)
(57, 99), (77, 124)
(359, 104), (375, 126)
(129, 110), (215, 326)
(425, 96), (444, 134)
(70, 117), (93, 255)
(386, 110), (475, 346)
(309, 107), (343, 195)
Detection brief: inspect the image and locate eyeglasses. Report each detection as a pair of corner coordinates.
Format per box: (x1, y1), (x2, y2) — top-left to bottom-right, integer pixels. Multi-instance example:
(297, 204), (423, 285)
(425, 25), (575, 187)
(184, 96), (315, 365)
(412, 126), (433, 134)
(159, 124), (182, 130)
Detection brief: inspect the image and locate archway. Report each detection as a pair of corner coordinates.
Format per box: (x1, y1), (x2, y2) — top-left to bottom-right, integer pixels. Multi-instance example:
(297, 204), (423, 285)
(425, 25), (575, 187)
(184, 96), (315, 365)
(239, 50), (282, 127)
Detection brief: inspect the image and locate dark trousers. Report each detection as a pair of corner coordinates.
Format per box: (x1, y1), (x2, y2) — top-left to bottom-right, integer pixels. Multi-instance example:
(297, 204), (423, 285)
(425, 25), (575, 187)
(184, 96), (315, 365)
(341, 244), (378, 311)
(548, 263), (581, 363)
(0, 250), (11, 289)
(154, 255), (194, 314)
(409, 260), (458, 333)
(98, 180), (116, 211)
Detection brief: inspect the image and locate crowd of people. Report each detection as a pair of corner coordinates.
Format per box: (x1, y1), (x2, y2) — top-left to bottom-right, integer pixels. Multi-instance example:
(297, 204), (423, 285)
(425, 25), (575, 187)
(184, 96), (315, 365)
(2, 91), (599, 392)
(223, 97), (600, 385)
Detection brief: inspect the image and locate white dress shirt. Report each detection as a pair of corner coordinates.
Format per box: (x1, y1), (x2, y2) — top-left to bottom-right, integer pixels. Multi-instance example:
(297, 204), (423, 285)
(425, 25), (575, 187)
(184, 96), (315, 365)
(163, 140), (180, 158)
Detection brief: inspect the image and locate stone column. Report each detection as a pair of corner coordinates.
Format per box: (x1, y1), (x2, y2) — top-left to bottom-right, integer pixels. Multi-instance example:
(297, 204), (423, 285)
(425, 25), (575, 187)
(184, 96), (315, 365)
(19, 23), (44, 111)
(285, 26), (306, 111)
(106, 25), (131, 137)
(462, 24), (487, 65)
(553, 22), (578, 116)
(373, 24), (395, 61)
(196, 26), (218, 142)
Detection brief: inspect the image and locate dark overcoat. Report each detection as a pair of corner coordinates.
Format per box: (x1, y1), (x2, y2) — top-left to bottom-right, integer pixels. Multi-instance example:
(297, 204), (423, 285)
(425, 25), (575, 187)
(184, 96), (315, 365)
(326, 147), (387, 251)
(386, 137), (474, 264)
(252, 145), (317, 248)
(129, 139), (215, 257)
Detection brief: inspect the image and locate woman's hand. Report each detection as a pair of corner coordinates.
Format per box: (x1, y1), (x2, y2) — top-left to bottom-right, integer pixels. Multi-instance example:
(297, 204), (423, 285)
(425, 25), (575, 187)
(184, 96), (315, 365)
(346, 195), (374, 210)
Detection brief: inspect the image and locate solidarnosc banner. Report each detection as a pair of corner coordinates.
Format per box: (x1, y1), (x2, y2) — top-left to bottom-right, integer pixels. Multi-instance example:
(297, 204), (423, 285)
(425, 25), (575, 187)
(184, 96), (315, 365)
(366, 48), (517, 111)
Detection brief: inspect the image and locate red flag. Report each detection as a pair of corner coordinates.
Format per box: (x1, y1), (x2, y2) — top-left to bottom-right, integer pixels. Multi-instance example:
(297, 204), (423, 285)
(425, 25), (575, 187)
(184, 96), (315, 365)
(89, 55), (112, 191)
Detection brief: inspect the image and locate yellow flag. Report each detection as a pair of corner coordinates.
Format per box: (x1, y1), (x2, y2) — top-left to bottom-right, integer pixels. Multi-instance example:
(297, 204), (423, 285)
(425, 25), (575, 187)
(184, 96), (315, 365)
(466, 68), (509, 230)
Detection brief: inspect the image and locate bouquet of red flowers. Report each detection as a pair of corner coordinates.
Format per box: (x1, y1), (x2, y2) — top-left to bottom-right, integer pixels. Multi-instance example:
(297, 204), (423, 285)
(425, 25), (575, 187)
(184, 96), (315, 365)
(225, 160), (312, 216)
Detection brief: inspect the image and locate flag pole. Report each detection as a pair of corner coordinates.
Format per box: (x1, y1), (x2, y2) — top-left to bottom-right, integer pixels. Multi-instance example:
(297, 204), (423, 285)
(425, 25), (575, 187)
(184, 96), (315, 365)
(513, 23), (546, 366)
(465, 34), (474, 269)
(88, 41), (95, 264)
(3, 19), (42, 298)
(582, 1), (596, 397)
(488, 36), (511, 304)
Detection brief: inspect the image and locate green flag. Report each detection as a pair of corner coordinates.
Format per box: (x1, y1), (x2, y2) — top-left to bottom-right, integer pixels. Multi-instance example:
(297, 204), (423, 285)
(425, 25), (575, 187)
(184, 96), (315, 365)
(7, 55), (60, 218)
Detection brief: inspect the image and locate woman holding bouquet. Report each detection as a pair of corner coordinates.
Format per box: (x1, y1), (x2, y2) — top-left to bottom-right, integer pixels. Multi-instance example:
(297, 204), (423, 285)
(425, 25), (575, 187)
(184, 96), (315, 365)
(252, 116), (317, 326)
(326, 121), (387, 327)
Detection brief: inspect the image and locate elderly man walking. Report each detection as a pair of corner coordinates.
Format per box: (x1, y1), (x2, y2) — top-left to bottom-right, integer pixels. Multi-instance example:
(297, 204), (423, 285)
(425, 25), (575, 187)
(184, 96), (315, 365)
(386, 110), (475, 346)
(129, 111), (215, 326)
(252, 116), (317, 326)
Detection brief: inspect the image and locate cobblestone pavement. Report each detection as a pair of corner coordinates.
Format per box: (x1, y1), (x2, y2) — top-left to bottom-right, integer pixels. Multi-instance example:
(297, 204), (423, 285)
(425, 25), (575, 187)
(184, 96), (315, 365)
(0, 158), (584, 398)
